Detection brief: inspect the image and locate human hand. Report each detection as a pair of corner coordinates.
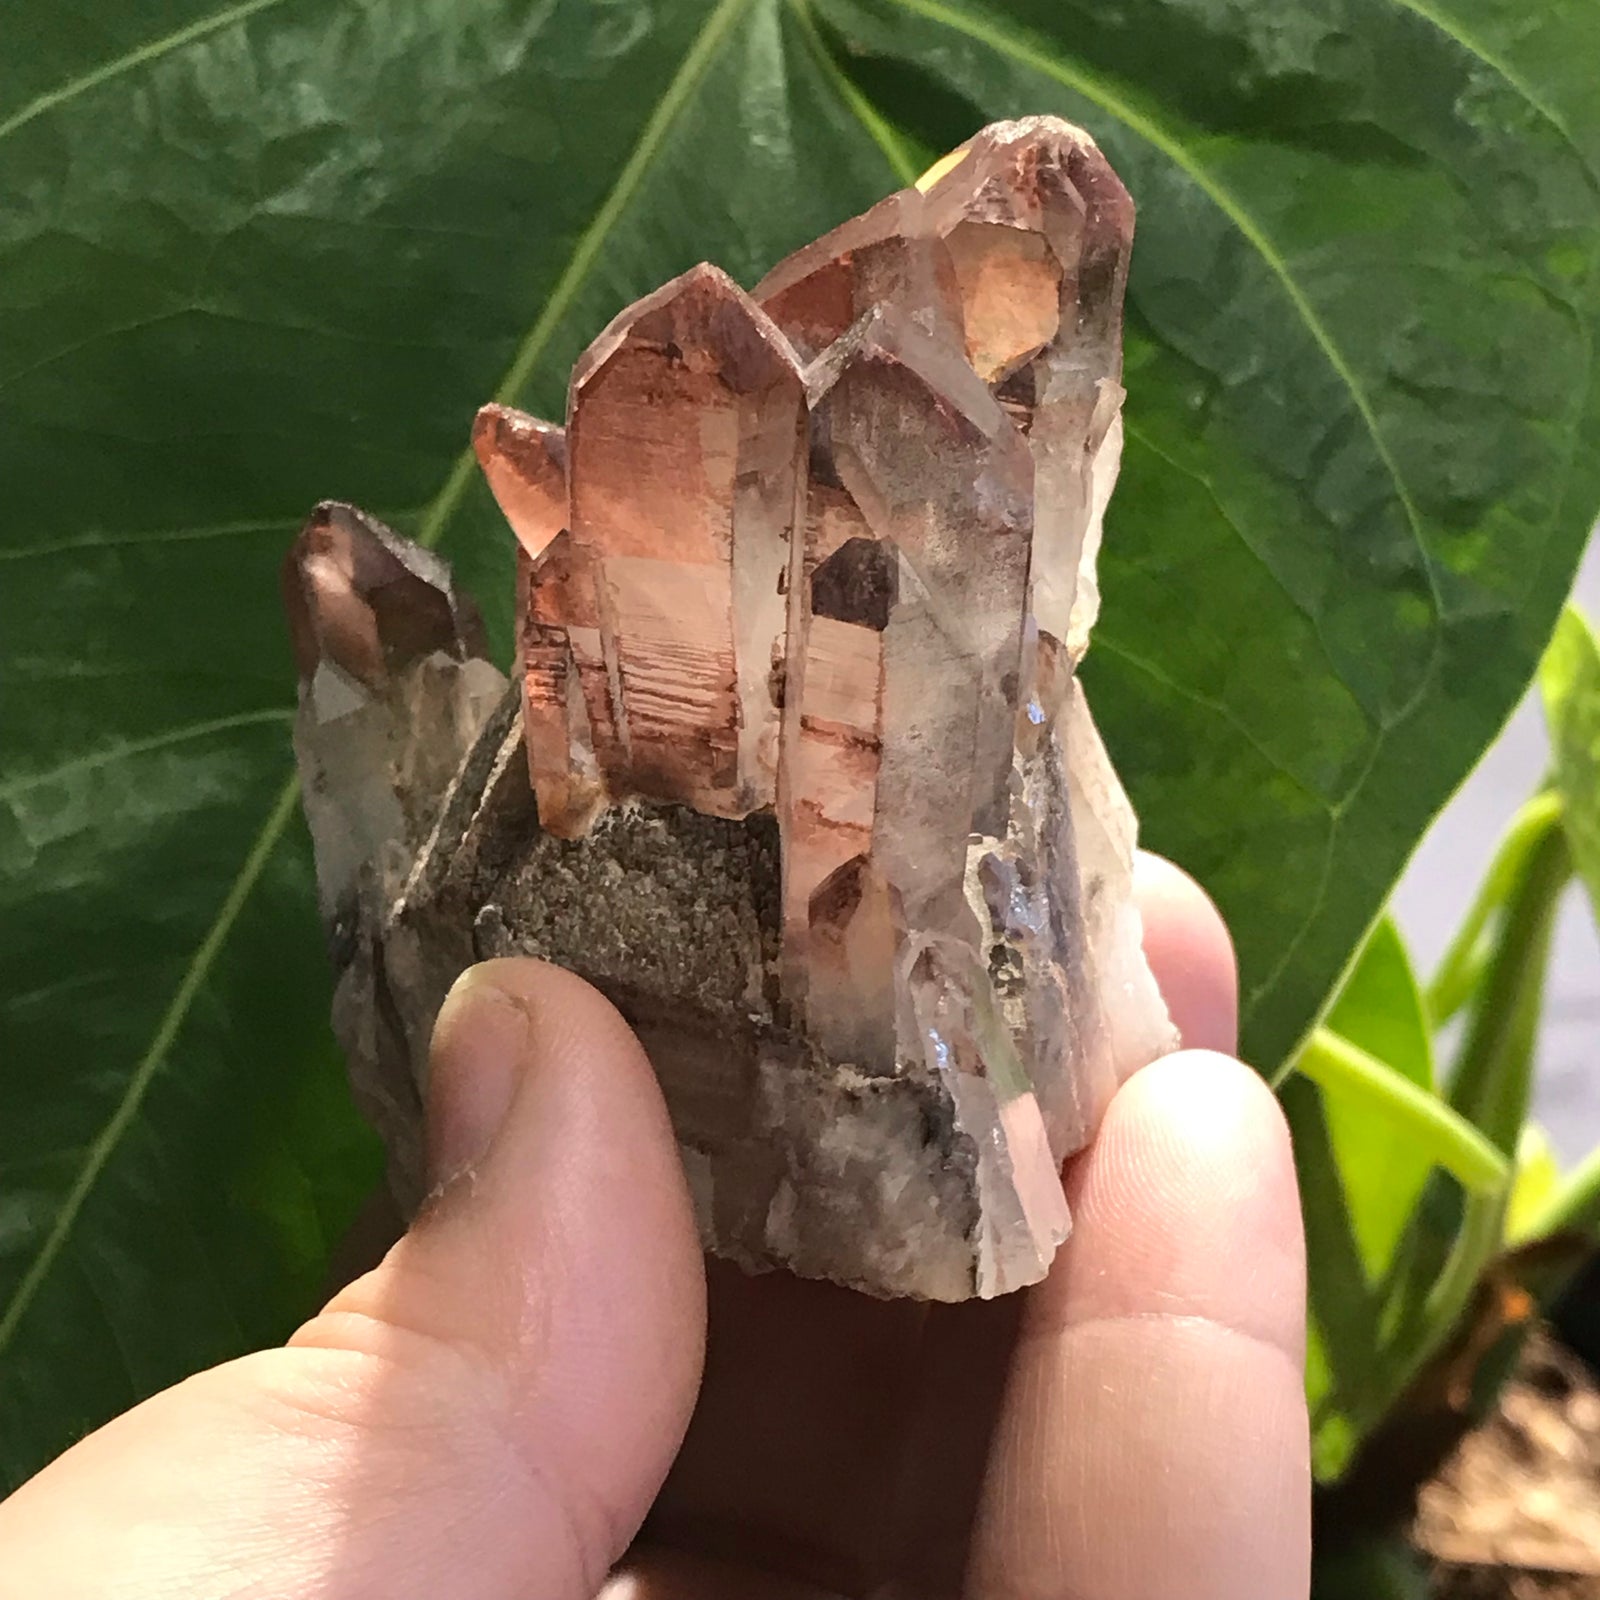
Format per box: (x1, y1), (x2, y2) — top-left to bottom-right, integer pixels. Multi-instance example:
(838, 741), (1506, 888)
(0, 854), (1309, 1599)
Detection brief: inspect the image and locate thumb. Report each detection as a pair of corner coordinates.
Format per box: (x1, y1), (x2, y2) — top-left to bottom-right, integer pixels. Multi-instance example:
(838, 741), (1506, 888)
(0, 961), (706, 1600)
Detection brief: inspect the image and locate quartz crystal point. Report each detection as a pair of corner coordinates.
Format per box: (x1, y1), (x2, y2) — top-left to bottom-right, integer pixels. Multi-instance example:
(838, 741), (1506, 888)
(283, 503), (507, 1196)
(564, 263), (804, 820)
(290, 116), (1176, 1300)
(472, 404), (567, 563)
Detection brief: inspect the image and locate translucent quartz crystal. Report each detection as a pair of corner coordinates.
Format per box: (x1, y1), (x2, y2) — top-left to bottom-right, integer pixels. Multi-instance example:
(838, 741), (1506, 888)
(562, 263), (805, 820)
(472, 402), (605, 839)
(295, 117), (1175, 1300)
(283, 503), (507, 1188)
(754, 114), (1134, 664)
(282, 502), (504, 918)
(472, 404), (567, 563)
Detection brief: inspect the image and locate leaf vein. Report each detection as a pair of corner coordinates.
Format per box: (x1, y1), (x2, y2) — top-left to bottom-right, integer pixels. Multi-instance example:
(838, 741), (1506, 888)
(0, 780), (301, 1362)
(788, 0), (920, 185)
(1121, 417), (1368, 703)
(0, 0), (288, 144)
(0, 709), (292, 803)
(413, 0), (757, 551)
(0, 518), (293, 564)
(1096, 634), (1335, 812)
(876, 0), (1441, 615)
(1383, 0), (1600, 189)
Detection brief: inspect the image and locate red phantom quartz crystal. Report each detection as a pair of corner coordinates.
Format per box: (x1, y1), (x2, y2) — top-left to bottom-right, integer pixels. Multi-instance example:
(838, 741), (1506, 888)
(290, 118), (1173, 1300)
(465, 117), (1174, 1295)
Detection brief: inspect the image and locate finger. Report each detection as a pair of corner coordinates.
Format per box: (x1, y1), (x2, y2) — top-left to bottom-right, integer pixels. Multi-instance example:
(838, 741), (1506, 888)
(1134, 850), (1237, 1056)
(0, 961), (706, 1600)
(969, 1049), (1310, 1600)
(603, 1547), (844, 1600)
(637, 851), (1244, 1594)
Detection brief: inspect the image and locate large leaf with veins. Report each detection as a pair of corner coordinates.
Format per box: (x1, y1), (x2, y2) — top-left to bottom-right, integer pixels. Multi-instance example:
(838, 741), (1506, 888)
(2, 0), (1597, 1486)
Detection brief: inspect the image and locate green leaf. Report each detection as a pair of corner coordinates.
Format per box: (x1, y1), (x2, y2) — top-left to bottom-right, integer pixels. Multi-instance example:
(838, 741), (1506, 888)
(1541, 605), (1600, 926)
(1299, 791), (1570, 1483)
(1287, 1073), (1382, 1482)
(1519, 1137), (1600, 1243)
(1427, 793), (1564, 1026)
(1328, 917), (1435, 1094)
(1506, 1123), (1564, 1244)
(1310, 919), (1443, 1271)
(1312, 1538), (1430, 1600)
(1287, 918), (1506, 1479)
(4, 0), (1599, 1486)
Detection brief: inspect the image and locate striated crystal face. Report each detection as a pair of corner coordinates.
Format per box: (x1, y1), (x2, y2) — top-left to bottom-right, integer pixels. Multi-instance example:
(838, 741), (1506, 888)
(292, 117), (1175, 1300)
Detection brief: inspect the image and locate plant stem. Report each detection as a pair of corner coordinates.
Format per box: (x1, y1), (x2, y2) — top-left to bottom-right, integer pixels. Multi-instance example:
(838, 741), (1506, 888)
(1294, 1030), (1509, 1194)
(1446, 811), (1571, 1156)
(1426, 791), (1563, 1025)
(1424, 1186), (1504, 1323)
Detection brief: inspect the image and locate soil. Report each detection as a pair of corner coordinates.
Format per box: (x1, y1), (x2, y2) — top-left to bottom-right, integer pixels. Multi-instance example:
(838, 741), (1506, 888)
(1417, 1334), (1600, 1598)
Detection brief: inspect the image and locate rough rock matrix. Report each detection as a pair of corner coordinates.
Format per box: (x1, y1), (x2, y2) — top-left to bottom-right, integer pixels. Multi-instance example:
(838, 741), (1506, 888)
(286, 117), (1175, 1300)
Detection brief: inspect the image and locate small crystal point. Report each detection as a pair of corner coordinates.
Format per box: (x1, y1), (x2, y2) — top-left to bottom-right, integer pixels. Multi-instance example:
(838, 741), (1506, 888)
(753, 190), (960, 364)
(283, 500), (485, 690)
(283, 501), (503, 914)
(297, 119), (1174, 1303)
(284, 503), (508, 1200)
(516, 531), (609, 841)
(472, 404), (568, 564)
(469, 407), (607, 839)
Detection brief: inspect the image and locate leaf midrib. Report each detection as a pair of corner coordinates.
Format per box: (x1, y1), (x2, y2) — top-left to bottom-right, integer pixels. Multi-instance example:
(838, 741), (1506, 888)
(789, 0), (921, 185)
(0, 0), (754, 1365)
(0, 709), (292, 801)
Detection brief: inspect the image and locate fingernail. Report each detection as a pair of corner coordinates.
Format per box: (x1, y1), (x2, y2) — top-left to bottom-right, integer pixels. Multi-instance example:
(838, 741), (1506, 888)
(426, 966), (531, 1187)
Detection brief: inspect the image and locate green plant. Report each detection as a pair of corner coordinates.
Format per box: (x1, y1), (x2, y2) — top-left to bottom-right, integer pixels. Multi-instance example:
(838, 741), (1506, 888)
(1297, 606), (1600, 1591)
(2, 0), (1599, 1535)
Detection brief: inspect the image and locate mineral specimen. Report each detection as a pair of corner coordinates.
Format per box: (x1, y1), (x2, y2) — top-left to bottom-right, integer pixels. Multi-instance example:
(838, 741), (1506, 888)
(282, 502), (508, 1188)
(287, 116), (1175, 1301)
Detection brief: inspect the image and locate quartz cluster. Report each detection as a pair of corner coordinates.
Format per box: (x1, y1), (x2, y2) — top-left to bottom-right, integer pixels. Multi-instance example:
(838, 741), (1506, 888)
(286, 117), (1175, 1301)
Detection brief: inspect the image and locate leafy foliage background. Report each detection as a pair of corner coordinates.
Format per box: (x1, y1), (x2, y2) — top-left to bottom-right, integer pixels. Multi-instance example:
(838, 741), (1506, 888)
(2, 0), (1597, 1488)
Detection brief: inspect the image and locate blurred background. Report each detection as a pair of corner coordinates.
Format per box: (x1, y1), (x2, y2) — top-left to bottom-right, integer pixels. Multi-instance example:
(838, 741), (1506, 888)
(1398, 535), (1600, 1166)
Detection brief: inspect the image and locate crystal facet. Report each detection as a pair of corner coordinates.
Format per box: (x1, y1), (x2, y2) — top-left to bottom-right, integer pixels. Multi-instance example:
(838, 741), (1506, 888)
(563, 262), (806, 819)
(282, 502), (507, 1196)
(289, 117), (1175, 1299)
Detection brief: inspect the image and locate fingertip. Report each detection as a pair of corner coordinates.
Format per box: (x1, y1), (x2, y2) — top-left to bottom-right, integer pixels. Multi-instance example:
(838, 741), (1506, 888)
(1134, 852), (1238, 1056)
(975, 1049), (1310, 1600)
(417, 956), (706, 1411)
(1107, 1047), (1294, 1206)
(1045, 1048), (1305, 1363)
(425, 963), (531, 1185)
